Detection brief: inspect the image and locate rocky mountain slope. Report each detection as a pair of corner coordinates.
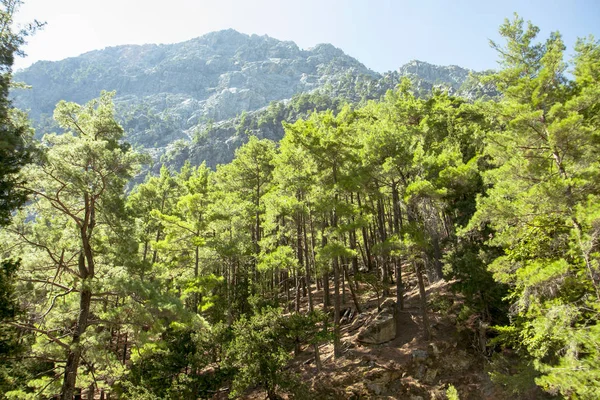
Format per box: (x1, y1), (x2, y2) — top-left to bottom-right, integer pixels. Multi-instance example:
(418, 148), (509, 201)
(12, 29), (494, 168)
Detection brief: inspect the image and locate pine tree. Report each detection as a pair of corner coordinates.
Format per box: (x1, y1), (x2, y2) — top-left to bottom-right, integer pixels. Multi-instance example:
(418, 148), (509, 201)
(4, 92), (144, 398)
(468, 15), (600, 398)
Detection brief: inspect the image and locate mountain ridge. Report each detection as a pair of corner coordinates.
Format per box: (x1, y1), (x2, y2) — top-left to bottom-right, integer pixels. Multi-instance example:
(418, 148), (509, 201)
(11, 29), (494, 168)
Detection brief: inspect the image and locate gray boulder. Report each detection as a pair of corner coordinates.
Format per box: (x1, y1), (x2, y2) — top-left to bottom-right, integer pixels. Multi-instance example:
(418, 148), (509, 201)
(357, 309), (396, 344)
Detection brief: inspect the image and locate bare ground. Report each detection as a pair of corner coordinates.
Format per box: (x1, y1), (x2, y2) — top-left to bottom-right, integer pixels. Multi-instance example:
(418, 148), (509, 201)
(240, 276), (507, 400)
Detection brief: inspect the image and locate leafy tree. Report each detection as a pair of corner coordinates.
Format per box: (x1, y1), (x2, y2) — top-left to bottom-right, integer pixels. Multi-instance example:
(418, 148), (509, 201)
(121, 322), (232, 400)
(127, 164), (180, 278)
(225, 307), (325, 399)
(4, 92), (143, 399)
(0, 0), (43, 225)
(225, 307), (290, 399)
(283, 106), (362, 357)
(0, 3), (44, 395)
(468, 15), (600, 398)
(214, 136), (276, 295)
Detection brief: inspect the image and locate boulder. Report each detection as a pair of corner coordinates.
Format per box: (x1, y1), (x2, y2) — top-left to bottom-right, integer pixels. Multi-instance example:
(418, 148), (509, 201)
(380, 298), (396, 312)
(357, 310), (396, 344)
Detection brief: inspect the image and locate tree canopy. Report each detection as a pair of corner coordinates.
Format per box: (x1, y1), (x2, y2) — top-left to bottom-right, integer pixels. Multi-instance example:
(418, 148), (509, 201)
(1, 12), (599, 400)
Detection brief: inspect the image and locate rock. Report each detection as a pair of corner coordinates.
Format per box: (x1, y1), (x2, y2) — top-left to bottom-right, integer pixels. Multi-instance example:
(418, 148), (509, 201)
(411, 349), (429, 361)
(366, 382), (383, 395)
(347, 392), (361, 400)
(415, 364), (426, 379)
(357, 310), (396, 344)
(380, 298), (396, 312)
(423, 367), (439, 384)
(440, 350), (473, 373)
(349, 312), (371, 333)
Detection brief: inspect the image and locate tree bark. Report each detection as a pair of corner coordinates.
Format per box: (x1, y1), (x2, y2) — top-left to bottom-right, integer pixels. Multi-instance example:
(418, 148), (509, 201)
(332, 166), (341, 358)
(60, 287), (92, 400)
(415, 261), (431, 340)
(343, 264), (361, 313)
(357, 193), (373, 271)
(333, 255), (341, 358)
(394, 261), (404, 338)
(430, 234), (444, 281)
(321, 227), (330, 310)
(302, 213), (314, 312)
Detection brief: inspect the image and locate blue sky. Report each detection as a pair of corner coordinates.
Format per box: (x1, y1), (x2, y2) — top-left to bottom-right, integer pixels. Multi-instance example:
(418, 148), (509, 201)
(12, 0), (600, 72)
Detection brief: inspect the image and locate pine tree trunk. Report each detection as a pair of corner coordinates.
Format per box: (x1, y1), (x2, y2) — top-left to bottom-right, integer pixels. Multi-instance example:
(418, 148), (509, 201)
(302, 213), (314, 312)
(323, 272), (330, 310)
(151, 193), (167, 265)
(194, 242), (200, 311)
(314, 343), (322, 372)
(394, 261), (404, 338)
(295, 270), (300, 313)
(349, 193), (360, 275)
(296, 215), (303, 312)
(332, 166), (341, 358)
(357, 193), (373, 271)
(342, 263), (346, 305)
(322, 227), (330, 310)
(391, 181), (402, 233)
(343, 264), (361, 313)
(122, 332), (128, 364)
(431, 234), (444, 281)
(415, 262), (431, 340)
(333, 256), (341, 358)
(267, 388), (278, 400)
(87, 381), (95, 400)
(377, 198), (390, 296)
(349, 229), (359, 275)
(60, 287), (92, 400)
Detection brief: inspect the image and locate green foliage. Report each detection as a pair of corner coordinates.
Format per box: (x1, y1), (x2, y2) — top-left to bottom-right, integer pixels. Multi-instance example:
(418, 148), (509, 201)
(122, 324), (232, 400)
(467, 14), (600, 398)
(446, 384), (460, 400)
(444, 229), (508, 322)
(1, 91), (146, 397)
(0, 259), (26, 397)
(279, 310), (331, 348)
(0, 0), (43, 226)
(225, 307), (299, 399)
(0, 258), (18, 321)
(258, 245), (298, 272)
(1, 13), (599, 399)
(487, 351), (549, 398)
(317, 242), (356, 262)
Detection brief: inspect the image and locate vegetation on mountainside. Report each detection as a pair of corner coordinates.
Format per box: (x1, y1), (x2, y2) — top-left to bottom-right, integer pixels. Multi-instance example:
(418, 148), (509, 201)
(1, 12), (599, 400)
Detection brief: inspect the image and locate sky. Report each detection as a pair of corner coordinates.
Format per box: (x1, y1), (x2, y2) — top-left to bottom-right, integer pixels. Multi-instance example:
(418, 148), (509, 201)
(11, 0), (600, 73)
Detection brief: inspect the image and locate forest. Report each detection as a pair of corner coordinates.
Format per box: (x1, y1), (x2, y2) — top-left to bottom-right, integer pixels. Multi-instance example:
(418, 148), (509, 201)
(1, 2), (600, 399)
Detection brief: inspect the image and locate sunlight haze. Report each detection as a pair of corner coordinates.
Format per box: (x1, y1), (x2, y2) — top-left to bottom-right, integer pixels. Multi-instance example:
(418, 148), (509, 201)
(12, 0), (600, 72)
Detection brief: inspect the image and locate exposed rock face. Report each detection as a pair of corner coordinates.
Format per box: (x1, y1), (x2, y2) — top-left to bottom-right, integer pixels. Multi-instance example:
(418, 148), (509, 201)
(12, 30), (495, 169)
(12, 29), (375, 146)
(398, 60), (470, 88)
(357, 309), (396, 344)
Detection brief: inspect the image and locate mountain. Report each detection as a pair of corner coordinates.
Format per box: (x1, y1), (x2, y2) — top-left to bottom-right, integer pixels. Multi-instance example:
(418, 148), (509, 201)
(11, 29), (494, 169)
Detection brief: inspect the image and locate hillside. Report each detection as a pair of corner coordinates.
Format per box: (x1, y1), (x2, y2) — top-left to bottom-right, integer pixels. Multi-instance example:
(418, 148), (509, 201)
(3, 12), (599, 400)
(12, 29), (494, 168)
